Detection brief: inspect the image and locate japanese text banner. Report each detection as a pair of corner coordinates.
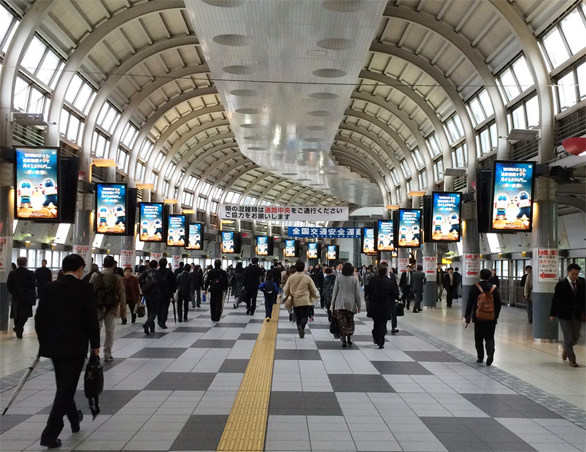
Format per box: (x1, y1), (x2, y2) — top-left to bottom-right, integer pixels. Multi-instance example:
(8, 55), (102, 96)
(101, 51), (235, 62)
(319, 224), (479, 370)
(288, 227), (361, 238)
(220, 204), (348, 221)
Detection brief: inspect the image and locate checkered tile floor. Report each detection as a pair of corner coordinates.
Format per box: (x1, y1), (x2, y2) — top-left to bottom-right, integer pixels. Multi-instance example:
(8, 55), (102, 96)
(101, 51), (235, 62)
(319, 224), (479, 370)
(1, 300), (585, 452)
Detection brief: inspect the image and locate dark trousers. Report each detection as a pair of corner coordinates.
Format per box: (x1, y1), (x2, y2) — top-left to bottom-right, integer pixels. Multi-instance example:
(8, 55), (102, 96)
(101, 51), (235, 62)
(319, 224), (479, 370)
(413, 291), (423, 311)
(41, 356), (85, 442)
(559, 317), (582, 362)
(144, 297), (159, 331)
(264, 296), (276, 318)
(158, 297), (172, 326)
(401, 285), (412, 309)
(294, 306), (311, 331)
(526, 298), (533, 323)
(372, 317), (388, 347)
(474, 321), (496, 360)
(177, 293), (190, 321)
(193, 288), (201, 307)
(390, 302), (397, 330)
(243, 289), (258, 314)
(445, 287), (455, 307)
(210, 291), (224, 322)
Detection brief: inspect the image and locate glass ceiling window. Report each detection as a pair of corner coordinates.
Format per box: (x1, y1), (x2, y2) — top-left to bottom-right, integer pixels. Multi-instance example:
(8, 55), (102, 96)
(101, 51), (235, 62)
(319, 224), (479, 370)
(433, 158), (444, 182)
(0, 4), (17, 48)
(186, 176), (199, 191)
(467, 89), (494, 126)
(417, 171), (427, 190)
(165, 163), (176, 179)
(60, 108), (84, 144)
(136, 162), (145, 181)
(20, 36), (63, 88)
(426, 133), (441, 158)
(154, 152), (165, 169)
(65, 74), (96, 115)
(200, 181), (213, 196)
(399, 159), (411, 177)
(497, 55), (535, 102)
(444, 115), (464, 144)
(390, 168), (400, 186)
(541, 4), (586, 70)
(213, 187), (224, 200)
(412, 148), (424, 169)
(476, 123), (497, 157)
(452, 142), (469, 167)
(97, 103), (121, 134)
(121, 123), (139, 149)
(92, 131), (110, 159)
(139, 139), (154, 161)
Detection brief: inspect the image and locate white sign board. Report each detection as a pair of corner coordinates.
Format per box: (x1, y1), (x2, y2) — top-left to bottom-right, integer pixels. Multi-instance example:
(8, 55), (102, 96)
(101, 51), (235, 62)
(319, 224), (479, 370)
(151, 252), (162, 261)
(464, 254), (480, 278)
(424, 256), (437, 275)
(0, 237), (7, 273)
(73, 245), (92, 275)
(120, 249), (135, 269)
(172, 255), (181, 269)
(220, 204), (349, 221)
(538, 249), (559, 281)
(398, 258), (409, 273)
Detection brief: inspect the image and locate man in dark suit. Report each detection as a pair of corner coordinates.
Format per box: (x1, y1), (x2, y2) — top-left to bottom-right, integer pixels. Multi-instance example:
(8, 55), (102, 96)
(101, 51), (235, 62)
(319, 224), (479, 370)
(35, 254), (100, 449)
(7, 256), (36, 338)
(411, 264), (427, 313)
(399, 265), (414, 310)
(443, 267), (457, 308)
(453, 267), (462, 301)
(156, 258), (176, 328)
(465, 268), (502, 366)
(242, 258), (265, 315)
(35, 259), (53, 296)
(550, 263), (585, 368)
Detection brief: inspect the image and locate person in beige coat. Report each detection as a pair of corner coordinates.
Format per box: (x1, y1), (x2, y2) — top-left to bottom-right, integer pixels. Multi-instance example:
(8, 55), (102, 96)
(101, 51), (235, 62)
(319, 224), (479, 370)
(332, 262), (362, 347)
(283, 261), (319, 338)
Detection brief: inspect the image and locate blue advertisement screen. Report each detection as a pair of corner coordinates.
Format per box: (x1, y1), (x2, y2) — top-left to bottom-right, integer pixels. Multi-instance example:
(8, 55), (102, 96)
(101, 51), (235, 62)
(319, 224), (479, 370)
(222, 231), (235, 253)
(186, 223), (202, 250)
(167, 215), (186, 247)
(363, 228), (375, 254)
(139, 203), (164, 242)
(307, 242), (318, 259)
(326, 245), (337, 260)
(491, 161), (534, 231)
(256, 236), (269, 256)
(398, 209), (422, 248)
(431, 192), (461, 242)
(96, 184), (126, 234)
(15, 147), (59, 220)
(377, 220), (394, 251)
(285, 239), (297, 258)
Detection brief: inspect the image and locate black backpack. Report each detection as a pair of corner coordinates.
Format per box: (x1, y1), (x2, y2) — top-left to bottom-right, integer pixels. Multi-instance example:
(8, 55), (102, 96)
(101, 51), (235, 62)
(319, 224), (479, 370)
(93, 273), (119, 313)
(265, 282), (276, 296)
(209, 272), (225, 293)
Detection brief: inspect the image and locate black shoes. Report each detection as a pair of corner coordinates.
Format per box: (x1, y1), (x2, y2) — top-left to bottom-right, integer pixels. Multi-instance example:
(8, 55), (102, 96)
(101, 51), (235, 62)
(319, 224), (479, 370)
(159, 324), (168, 329)
(298, 326), (305, 339)
(131, 314), (137, 324)
(71, 409), (83, 433)
(121, 318), (127, 325)
(40, 438), (62, 449)
(486, 355), (494, 367)
(378, 345), (384, 349)
(391, 329), (399, 334)
(476, 358), (483, 364)
(144, 325), (150, 335)
(347, 336), (353, 346)
(342, 337), (347, 348)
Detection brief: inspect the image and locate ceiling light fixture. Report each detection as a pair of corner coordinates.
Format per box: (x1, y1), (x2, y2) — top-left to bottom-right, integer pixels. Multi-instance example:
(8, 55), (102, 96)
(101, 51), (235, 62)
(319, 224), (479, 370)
(136, 183), (155, 190)
(164, 199), (178, 204)
(408, 191), (426, 197)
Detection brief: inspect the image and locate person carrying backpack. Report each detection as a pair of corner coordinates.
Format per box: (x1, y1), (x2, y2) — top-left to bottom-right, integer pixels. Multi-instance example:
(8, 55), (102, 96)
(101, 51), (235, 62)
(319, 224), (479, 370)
(138, 260), (165, 335)
(259, 273), (279, 321)
(204, 259), (229, 323)
(89, 256), (126, 362)
(177, 266), (193, 322)
(465, 268), (502, 367)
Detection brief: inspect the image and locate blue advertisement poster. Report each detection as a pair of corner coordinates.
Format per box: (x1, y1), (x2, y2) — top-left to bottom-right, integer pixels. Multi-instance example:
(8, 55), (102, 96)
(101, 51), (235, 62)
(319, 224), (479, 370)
(285, 239), (297, 258)
(307, 242), (318, 259)
(222, 231), (235, 253)
(96, 183), (127, 234)
(431, 192), (461, 242)
(256, 236), (269, 256)
(491, 161), (534, 231)
(376, 220), (394, 251)
(186, 223), (202, 250)
(398, 209), (422, 248)
(363, 228), (376, 254)
(167, 215), (186, 247)
(15, 147), (59, 220)
(326, 245), (337, 260)
(139, 203), (164, 242)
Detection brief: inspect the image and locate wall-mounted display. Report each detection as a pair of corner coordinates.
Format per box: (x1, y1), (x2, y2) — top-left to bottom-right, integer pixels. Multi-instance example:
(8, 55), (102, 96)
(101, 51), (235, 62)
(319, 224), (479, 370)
(431, 192), (462, 242)
(139, 203), (164, 242)
(326, 245), (339, 261)
(375, 220), (394, 251)
(167, 214), (186, 247)
(15, 147), (60, 221)
(491, 161), (535, 232)
(222, 231), (236, 253)
(284, 239), (300, 258)
(186, 223), (203, 250)
(398, 209), (422, 248)
(362, 228), (376, 254)
(96, 183), (127, 234)
(307, 242), (320, 259)
(256, 235), (274, 256)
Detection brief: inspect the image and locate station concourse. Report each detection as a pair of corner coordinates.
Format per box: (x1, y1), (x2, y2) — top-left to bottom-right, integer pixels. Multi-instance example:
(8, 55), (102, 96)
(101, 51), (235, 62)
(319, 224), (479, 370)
(0, 1), (586, 451)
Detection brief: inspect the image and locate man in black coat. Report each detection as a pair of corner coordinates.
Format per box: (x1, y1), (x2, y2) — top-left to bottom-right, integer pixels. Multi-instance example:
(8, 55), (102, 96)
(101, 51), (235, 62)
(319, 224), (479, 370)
(205, 259), (229, 322)
(35, 259), (53, 296)
(550, 263), (585, 367)
(35, 254), (100, 449)
(156, 258), (176, 328)
(138, 260), (165, 335)
(7, 256), (36, 338)
(366, 265), (399, 348)
(242, 257), (265, 315)
(399, 265), (414, 310)
(465, 268), (502, 366)
(443, 267), (457, 308)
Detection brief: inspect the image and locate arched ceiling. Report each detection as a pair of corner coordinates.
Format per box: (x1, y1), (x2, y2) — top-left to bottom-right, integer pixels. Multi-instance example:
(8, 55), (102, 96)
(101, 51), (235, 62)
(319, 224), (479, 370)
(1, 0), (579, 212)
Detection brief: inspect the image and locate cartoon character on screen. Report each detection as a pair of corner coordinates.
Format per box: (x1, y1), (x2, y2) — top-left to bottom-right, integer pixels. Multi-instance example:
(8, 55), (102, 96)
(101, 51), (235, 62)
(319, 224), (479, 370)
(327, 248), (336, 260)
(516, 191), (531, 220)
(308, 246), (317, 259)
(286, 243), (295, 257)
(98, 206), (109, 228)
(115, 204), (126, 227)
(399, 226), (408, 244)
(258, 240), (268, 255)
(449, 213), (460, 238)
(433, 214), (443, 237)
(153, 219), (163, 238)
(193, 232), (201, 249)
(494, 193), (508, 220)
(41, 178), (57, 207)
(224, 239), (234, 253)
(141, 220), (149, 237)
(411, 224), (420, 245)
(178, 228), (186, 245)
(18, 180), (33, 208)
(168, 229), (175, 245)
(364, 237), (374, 254)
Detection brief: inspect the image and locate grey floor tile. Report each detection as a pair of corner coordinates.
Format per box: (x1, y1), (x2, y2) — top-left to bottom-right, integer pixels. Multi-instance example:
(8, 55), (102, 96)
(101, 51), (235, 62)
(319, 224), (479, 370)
(218, 359), (250, 373)
(170, 415), (228, 450)
(315, 341), (349, 350)
(329, 375), (395, 393)
(461, 395), (562, 419)
(238, 333), (260, 340)
(371, 361), (433, 375)
(275, 350), (321, 360)
(404, 351), (461, 362)
(190, 339), (237, 348)
(269, 391), (343, 416)
(129, 347), (188, 359)
(123, 331), (169, 339)
(0, 414), (31, 434)
(144, 373), (216, 391)
(173, 327), (213, 333)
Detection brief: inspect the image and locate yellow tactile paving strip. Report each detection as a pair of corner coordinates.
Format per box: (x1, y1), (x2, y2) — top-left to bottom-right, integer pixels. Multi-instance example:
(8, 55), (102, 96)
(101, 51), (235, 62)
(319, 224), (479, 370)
(216, 303), (280, 452)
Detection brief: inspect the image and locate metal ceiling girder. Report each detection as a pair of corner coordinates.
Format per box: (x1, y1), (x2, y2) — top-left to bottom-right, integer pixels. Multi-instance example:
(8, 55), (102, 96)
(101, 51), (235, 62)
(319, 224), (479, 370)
(219, 164), (262, 204)
(330, 147), (389, 200)
(556, 195), (586, 213)
(255, 177), (288, 205)
(193, 153), (248, 202)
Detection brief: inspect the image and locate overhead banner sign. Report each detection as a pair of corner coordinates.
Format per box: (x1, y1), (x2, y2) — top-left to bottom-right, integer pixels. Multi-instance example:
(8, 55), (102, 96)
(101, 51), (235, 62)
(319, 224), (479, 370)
(220, 204), (348, 221)
(431, 192), (461, 242)
(491, 161), (535, 232)
(15, 147), (60, 221)
(96, 183), (127, 234)
(288, 227), (361, 238)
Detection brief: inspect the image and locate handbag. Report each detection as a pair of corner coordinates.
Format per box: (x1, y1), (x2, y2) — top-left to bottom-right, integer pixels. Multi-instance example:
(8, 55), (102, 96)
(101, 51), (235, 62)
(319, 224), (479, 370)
(395, 302), (405, 317)
(84, 354), (104, 419)
(284, 294), (294, 310)
(329, 317), (339, 335)
(135, 297), (146, 318)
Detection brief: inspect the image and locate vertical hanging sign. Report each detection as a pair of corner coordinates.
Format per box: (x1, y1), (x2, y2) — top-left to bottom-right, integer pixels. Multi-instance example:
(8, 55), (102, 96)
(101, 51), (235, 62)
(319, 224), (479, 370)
(424, 256), (437, 275)
(464, 254), (480, 277)
(0, 237), (7, 273)
(120, 249), (135, 269)
(538, 249), (559, 280)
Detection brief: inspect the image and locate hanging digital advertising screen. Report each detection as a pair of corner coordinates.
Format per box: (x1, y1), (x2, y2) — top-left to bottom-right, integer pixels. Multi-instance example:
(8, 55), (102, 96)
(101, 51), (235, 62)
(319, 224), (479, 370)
(398, 209), (422, 248)
(307, 242), (320, 259)
(185, 223), (203, 250)
(222, 231), (236, 253)
(491, 161), (535, 232)
(376, 220), (394, 251)
(95, 183), (127, 234)
(14, 147), (60, 221)
(326, 245), (339, 261)
(284, 239), (299, 258)
(139, 203), (164, 242)
(256, 236), (274, 256)
(167, 214), (186, 247)
(431, 192), (462, 242)
(362, 228), (376, 254)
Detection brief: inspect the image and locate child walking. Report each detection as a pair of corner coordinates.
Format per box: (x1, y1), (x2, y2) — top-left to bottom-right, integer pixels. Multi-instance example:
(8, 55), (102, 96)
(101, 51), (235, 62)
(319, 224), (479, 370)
(259, 273), (279, 321)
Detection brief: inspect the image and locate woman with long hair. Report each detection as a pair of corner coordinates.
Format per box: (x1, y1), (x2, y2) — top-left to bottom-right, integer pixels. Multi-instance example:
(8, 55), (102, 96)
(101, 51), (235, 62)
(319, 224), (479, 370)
(332, 262), (361, 347)
(232, 261), (245, 309)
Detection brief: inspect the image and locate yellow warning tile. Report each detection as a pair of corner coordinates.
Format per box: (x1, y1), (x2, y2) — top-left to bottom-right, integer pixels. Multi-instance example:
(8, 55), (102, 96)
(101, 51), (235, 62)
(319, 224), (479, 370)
(216, 303), (280, 452)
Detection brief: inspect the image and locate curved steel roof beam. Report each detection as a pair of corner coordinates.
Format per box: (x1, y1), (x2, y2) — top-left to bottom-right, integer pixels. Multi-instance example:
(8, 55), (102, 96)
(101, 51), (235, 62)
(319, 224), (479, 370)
(255, 178), (289, 205)
(219, 165), (263, 204)
(330, 149), (387, 194)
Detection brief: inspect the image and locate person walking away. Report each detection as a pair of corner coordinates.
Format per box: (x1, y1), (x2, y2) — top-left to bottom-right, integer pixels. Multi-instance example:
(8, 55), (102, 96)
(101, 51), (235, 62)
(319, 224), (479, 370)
(174, 262), (185, 277)
(454, 267), (462, 300)
(443, 268), (457, 308)
(90, 255), (126, 362)
(205, 259), (229, 323)
(399, 265), (414, 310)
(314, 265), (325, 308)
(259, 273), (279, 321)
(156, 258), (176, 328)
(523, 266), (533, 323)
(322, 267), (337, 323)
(283, 261), (318, 338)
(191, 264), (204, 307)
(82, 264), (99, 283)
(465, 268), (502, 366)
(7, 256), (36, 338)
(332, 262), (361, 347)
(411, 264), (426, 313)
(550, 263), (585, 367)
(122, 267), (140, 324)
(35, 259), (53, 298)
(367, 265), (399, 348)
(283, 267), (297, 322)
(138, 260), (165, 335)
(488, 269), (500, 288)
(436, 265), (445, 302)
(35, 254), (100, 449)
(362, 266), (374, 307)
(231, 262), (244, 309)
(242, 257), (265, 315)
(177, 266), (193, 322)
